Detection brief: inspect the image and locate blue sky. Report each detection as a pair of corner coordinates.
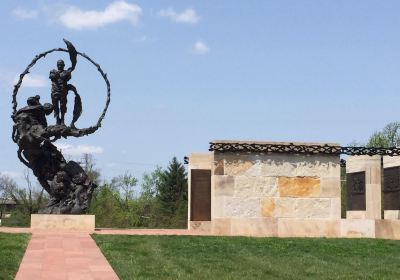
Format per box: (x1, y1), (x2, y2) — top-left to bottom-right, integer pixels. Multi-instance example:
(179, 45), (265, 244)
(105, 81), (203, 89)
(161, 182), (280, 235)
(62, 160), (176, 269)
(1, 0), (400, 185)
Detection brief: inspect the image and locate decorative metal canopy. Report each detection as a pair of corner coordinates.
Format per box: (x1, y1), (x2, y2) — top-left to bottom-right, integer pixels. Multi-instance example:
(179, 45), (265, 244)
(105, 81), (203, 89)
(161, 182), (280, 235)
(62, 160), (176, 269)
(209, 142), (400, 156)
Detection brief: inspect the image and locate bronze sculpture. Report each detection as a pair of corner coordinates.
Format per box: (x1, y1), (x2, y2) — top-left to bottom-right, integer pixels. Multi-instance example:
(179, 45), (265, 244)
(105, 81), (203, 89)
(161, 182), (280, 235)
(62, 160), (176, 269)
(49, 40), (82, 127)
(11, 39), (111, 214)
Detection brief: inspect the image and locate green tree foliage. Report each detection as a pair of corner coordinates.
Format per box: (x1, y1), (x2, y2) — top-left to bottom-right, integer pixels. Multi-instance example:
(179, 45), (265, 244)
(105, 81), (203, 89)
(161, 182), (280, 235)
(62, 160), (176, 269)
(90, 172), (141, 228)
(89, 157), (188, 229)
(90, 183), (139, 228)
(367, 122), (400, 148)
(136, 167), (162, 227)
(111, 172), (138, 207)
(159, 157), (188, 227)
(2, 155), (188, 229)
(0, 174), (15, 219)
(141, 167), (163, 200)
(157, 157), (188, 216)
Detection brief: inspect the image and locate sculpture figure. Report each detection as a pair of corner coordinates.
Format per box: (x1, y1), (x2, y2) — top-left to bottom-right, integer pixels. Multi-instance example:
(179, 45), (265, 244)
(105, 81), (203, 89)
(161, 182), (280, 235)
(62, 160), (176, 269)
(50, 59), (71, 125)
(49, 40), (82, 128)
(11, 39), (111, 214)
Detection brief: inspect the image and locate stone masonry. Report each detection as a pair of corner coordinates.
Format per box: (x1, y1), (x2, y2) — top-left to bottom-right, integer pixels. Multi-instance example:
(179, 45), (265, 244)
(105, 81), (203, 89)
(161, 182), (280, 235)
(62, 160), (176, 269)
(188, 141), (400, 238)
(213, 152), (340, 220)
(188, 140), (342, 237)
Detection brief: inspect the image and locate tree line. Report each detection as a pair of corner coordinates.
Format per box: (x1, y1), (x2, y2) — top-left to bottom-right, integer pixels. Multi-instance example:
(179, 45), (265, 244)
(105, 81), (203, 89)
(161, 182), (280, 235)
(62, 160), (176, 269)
(2, 122), (399, 226)
(0, 156), (188, 228)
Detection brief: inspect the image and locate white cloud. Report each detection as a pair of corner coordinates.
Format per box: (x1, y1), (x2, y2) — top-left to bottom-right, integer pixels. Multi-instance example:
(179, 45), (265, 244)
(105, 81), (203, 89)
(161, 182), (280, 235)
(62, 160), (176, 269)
(158, 8), (200, 24)
(13, 7), (38, 20)
(55, 143), (104, 156)
(13, 74), (48, 88)
(59, 1), (142, 30)
(0, 72), (47, 91)
(192, 40), (210, 55)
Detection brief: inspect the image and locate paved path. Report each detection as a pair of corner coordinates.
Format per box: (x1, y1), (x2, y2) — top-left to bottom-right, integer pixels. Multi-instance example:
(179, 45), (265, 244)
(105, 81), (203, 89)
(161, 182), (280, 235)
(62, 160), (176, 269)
(15, 232), (119, 280)
(0, 226), (210, 279)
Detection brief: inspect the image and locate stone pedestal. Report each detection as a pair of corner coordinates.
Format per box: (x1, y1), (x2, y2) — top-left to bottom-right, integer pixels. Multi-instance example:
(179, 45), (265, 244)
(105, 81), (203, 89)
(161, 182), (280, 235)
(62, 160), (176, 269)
(346, 155), (381, 219)
(31, 214), (95, 231)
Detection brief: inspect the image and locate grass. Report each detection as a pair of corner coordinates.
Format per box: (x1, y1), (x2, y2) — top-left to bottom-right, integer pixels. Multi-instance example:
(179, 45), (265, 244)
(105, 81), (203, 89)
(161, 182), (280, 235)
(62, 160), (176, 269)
(92, 235), (400, 280)
(0, 233), (30, 280)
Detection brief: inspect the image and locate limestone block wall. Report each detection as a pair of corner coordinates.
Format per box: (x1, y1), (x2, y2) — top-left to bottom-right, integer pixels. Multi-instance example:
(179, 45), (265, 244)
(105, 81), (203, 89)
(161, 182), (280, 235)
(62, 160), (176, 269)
(212, 152), (341, 220)
(188, 143), (400, 239)
(346, 155), (381, 219)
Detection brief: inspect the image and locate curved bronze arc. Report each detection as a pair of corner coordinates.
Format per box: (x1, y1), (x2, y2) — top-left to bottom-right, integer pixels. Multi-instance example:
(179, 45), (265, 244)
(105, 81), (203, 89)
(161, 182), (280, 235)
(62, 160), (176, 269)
(12, 48), (111, 137)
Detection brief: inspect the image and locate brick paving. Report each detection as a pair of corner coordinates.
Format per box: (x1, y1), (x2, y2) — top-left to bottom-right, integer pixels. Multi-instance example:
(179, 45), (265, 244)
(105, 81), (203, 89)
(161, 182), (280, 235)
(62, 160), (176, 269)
(14, 231), (119, 280)
(0, 226), (211, 280)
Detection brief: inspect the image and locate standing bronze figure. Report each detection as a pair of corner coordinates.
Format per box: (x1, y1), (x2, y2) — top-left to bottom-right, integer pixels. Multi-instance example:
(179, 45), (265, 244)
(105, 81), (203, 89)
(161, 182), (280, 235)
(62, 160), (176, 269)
(11, 39), (111, 214)
(49, 39), (82, 127)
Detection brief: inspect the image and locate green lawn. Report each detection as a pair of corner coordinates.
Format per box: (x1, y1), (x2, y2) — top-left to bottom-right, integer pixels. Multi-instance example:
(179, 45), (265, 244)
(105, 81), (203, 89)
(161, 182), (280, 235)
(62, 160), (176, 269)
(92, 235), (400, 280)
(0, 233), (30, 280)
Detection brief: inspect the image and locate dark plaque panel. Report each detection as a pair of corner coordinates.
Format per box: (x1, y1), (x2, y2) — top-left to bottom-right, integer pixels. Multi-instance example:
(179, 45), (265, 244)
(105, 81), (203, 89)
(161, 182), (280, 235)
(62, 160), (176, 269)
(384, 166), (400, 210)
(347, 171), (366, 211)
(191, 169), (211, 221)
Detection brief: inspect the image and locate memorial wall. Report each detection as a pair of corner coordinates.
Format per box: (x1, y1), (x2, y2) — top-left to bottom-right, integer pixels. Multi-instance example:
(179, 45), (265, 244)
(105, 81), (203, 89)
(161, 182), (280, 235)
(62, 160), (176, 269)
(187, 140), (400, 239)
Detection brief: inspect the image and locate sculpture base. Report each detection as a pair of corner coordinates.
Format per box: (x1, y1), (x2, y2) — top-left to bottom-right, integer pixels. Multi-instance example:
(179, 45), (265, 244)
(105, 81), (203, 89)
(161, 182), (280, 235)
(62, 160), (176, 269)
(31, 214), (95, 231)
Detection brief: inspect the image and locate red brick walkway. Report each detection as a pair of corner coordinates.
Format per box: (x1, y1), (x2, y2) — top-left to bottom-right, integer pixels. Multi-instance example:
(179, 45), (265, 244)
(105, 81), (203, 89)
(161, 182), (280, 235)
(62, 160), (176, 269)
(14, 232), (119, 280)
(0, 227), (210, 280)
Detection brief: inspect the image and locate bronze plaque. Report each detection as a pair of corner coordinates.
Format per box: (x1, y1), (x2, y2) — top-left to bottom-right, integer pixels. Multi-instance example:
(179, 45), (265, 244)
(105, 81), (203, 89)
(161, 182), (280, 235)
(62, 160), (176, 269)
(191, 169), (211, 221)
(347, 171), (366, 210)
(384, 166), (400, 210)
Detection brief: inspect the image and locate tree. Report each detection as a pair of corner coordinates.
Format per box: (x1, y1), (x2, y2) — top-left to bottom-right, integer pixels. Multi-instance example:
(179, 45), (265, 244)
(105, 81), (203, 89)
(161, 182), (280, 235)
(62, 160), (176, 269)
(81, 153), (102, 185)
(157, 157), (187, 209)
(88, 158), (188, 229)
(141, 167), (163, 200)
(16, 170), (46, 215)
(0, 170), (47, 226)
(156, 157), (188, 227)
(89, 183), (129, 228)
(0, 173), (16, 219)
(0, 173), (17, 199)
(111, 172), (138, 207)
(367, 122), (400, 148)
(89, 172), (141, 228)
(135, 167), (163, 227)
